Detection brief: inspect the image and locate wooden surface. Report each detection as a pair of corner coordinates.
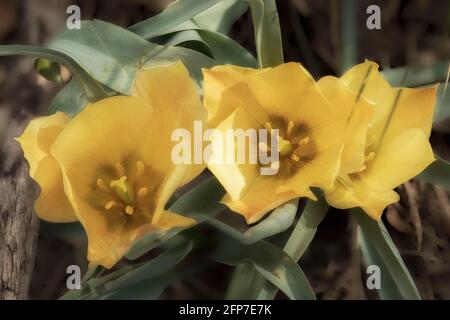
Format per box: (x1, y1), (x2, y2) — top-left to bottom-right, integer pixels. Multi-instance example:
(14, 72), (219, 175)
(0, 115), (39, 299)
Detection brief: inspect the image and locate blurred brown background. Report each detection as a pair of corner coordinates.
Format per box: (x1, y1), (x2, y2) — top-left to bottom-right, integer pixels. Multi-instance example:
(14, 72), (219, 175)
(0, 0), (450, 299)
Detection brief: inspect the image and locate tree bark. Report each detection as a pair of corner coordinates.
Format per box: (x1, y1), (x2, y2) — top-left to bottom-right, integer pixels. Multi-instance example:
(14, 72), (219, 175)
(0, 116), (39, 299)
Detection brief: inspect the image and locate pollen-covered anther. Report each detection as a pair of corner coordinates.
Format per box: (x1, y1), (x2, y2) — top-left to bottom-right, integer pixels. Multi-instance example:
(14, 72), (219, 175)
(105, 200), (121, 210)
(115, 162), (125, 177)
(365, 152), (375, 162)
(137, 187), (148, 198)
(299, 136), (310, 145)
(125, 205), (134, 215)
(291, 153), (300, 162)
(286, 120), (294, 138)
(96, 178), (109, 192)
(136, 161), (145, 180)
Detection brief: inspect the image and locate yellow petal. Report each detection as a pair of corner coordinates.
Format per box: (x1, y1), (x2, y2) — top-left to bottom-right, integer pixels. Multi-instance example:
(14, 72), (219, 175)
(341, 60), (395, 148)
(133, 61), (206, 189)
(318, 75), (374, 173)
(202, 64), (263, 127)
(52, 96), (159, 268)
(381, 85), (438, 142)
(362, 128), (436, 191)
(16, 112), (76, 222)
(207, 106), (260, 201)
(325, 175), (400, 220)
(221, 176), (300, 224)
(154, 211), (196, 230)
(245, 63), (336, 126)
(133, 62), (206, 221)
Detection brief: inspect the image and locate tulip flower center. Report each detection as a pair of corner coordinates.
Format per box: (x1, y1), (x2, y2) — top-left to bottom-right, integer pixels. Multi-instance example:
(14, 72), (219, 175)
(96, 160), (152, 217)
(258, 117), (316, 179)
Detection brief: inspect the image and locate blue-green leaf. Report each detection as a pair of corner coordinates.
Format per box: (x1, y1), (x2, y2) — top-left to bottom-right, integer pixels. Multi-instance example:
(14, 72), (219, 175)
(129, 0), (222, 39)
(0, 45), (107, 100)
(249, 0), (284, 68)
(214, 235), (316, 300)
(353, 209), (421, 300)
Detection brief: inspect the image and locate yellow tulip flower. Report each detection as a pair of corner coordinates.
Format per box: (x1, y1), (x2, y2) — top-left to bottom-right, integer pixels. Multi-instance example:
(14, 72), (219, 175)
(17, 62), (204, 268)
(203, 63), (348, 224)
(319, 60), (437, 219)
(16, 112), (77, 222)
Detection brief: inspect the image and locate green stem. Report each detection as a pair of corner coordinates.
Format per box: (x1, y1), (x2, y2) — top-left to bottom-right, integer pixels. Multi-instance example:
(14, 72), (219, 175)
(257, 198), (328, 299)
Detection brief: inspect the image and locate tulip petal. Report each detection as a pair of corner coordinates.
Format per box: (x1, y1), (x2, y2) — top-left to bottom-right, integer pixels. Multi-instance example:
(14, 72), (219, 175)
(381, 86), (438, 142)
(245, 63), (338, 128)
(207, 107), (261, 202)
(202, 64), (263, 127)
(221, 176), (299, 224)
(133, 62), (206, 188)
(325, 176), (400, 220)
(318, 75), (374, 173)
(154, 211), (196, 230)
(52, 96), (161, 268)
(341, 60), (395, 148)
(17, 112), (76, 222)
(362, 128), (436, 191)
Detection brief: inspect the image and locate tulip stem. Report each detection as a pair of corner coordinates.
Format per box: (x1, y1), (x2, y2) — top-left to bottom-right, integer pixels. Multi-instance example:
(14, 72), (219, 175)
(256, 196), (329, 299)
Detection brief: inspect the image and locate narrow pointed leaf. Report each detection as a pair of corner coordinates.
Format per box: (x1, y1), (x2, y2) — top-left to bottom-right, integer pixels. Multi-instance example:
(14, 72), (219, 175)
(353, 209), (421, 300)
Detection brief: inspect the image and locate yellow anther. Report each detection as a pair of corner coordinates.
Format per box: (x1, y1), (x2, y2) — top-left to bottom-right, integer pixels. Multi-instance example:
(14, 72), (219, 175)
(264, 122), (273, 132)
(137, 187), (148, 198)
(286, 120), (294, 138)
(96, 178), (109, 192)
(125, 205), (134, 215)
(110, 176), (134, 204)
(299, 136), (310, 145)
(105, 200), (119, 210)
(115, 162), (125, 177)
(291, 153), (300, 162)
(278, 136), (293, 157)
(365, 152), (375, 162)
(136, 161), (145, 179)
(358, 164), (367, 172)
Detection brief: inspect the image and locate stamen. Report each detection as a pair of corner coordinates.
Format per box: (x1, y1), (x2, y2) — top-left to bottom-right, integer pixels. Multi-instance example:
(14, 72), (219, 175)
(264, 122), (273, 132)
(136, 161), (145, 179)
(137, 187), (148, 198)
(96, 178), (109, 192)
(291, 153), (300, 162)
(105, 200), (120, 210)
(125, 205), (134, 215)
(286, 120), (294, 138)
(115, 162), (125, 177)
(358, 164), (367, 172)
(365, 152), (375, 162)
(299, 136), (310, 145)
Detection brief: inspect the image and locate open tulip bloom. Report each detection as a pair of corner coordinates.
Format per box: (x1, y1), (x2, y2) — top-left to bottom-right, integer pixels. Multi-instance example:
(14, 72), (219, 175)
(3, 1), (446, 301)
